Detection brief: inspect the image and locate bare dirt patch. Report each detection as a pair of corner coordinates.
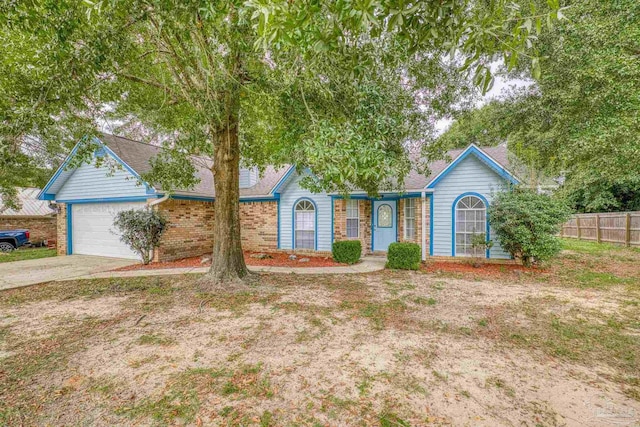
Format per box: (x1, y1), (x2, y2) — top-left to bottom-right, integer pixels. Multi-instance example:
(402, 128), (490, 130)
(115, 251), (344, 271)
(1, 243), (639, 426)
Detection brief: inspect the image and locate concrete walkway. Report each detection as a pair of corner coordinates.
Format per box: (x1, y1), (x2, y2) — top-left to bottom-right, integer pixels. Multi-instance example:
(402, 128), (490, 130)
(77, 256), (386, 280)
(0, 255), (137, 291)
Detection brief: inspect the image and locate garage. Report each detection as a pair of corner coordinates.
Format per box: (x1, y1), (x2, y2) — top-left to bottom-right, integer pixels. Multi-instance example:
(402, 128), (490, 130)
(71, 202), (145, 259)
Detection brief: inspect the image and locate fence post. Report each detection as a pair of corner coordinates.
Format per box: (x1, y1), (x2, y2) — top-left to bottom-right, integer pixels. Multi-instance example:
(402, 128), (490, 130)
(596, 214), (601, 243)
(626, 213), (631, 247)
(576, 216), (581, 240)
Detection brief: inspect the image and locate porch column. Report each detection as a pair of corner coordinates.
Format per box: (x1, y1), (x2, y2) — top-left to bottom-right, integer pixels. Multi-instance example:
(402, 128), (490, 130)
(421, 191), (427, 261)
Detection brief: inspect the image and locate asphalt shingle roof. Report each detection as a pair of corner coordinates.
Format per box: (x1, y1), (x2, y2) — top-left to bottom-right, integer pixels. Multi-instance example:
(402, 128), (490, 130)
(99, 134), (514, 197)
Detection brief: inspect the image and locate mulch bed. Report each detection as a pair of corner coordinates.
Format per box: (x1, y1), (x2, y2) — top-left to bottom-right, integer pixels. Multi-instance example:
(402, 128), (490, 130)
(422, 260), (545, 278)
(115, 251), (344, 271)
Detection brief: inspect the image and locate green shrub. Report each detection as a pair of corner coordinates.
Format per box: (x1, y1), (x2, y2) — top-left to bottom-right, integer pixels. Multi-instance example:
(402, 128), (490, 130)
(332, 240), (362, 264)
(113, 208), (168, 264)
(386, 242), (421, 270)
(489, 188), (571, 267)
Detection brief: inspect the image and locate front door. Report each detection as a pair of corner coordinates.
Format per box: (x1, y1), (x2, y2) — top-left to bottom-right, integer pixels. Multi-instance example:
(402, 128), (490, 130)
(373, 200), (397, 252)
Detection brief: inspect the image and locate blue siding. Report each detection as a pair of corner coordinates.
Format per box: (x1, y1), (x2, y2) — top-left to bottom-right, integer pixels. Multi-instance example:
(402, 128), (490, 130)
(278, 172), (332, 251)
(239, 167), (258, 188)
(431, 154), (511, 259)
(56, 155), (149, 201)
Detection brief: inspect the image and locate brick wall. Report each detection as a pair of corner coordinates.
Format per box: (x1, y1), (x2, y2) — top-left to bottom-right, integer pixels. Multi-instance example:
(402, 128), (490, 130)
(0, 215), (57, 244)
(397, 197), (429, 253)
(155, 199), (215, 262)
(240, 201), (278, 252)
(333, 199), (372, 253)
(333, 197), (431, 256)
(56, 204), (67, 255)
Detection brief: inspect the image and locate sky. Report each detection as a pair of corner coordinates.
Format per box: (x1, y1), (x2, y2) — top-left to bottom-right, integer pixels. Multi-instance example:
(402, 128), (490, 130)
(435, 74), (532, 134)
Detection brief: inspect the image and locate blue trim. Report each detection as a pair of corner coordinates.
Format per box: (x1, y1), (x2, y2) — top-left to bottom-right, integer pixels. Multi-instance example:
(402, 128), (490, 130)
(170, 195), (215, 202)
(94, 147), (106, 158)
(66, 203), (73, 255)
(370, 202), (375, 251)
(429, 195), (434, 256)
(292, 197), (318, 251)
(41, 193), (55, 200)
(165, 195), (278, 203)
(330, 195), (336, 247)
(38, 141), (84, 200)
(426, 146), (519, 189)
(95, 137), (156, 195)
(56, 196), (152, 204)
(240, 196), (279, 203)
(271, 166), (296, 195)
(331, 192), (424, 200)
(277, 199), (281, 249)
(38, 135), (158, 201)
(376, 204), (393, 228)
(451, 192), (490, 258)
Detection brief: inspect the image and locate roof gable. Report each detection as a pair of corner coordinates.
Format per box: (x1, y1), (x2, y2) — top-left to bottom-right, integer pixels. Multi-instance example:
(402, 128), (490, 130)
(425, 144), (519, 189)
(38, 136), (153, 200)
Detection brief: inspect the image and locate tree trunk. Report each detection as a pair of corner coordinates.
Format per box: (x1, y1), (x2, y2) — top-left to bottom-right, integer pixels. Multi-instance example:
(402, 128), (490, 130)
(206, 122), (249, 283)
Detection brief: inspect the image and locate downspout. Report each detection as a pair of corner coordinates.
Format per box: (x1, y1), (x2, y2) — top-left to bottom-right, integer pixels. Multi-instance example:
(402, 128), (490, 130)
(146, 194), (170, 262)
(421, 191), (427, 261)
(147, 193), (169, 207)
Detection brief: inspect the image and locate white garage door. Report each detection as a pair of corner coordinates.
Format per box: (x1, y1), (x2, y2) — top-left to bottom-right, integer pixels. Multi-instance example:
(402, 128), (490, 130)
(72, 202), (145, 259)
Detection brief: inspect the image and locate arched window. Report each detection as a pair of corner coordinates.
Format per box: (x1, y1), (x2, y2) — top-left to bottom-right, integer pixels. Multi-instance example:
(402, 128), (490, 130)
(377, 204), (392, 228)
(294, 199), (316, 250)
(455, 195), (487, 257)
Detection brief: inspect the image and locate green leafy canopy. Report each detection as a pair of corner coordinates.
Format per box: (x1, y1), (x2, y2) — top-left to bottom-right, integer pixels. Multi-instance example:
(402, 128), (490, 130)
(433, 0), (640, 212)
(0, 0), (561, 202)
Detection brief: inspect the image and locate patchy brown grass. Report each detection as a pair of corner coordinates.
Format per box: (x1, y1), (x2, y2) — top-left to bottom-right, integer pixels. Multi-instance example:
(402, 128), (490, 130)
(0, 240), (639, 426)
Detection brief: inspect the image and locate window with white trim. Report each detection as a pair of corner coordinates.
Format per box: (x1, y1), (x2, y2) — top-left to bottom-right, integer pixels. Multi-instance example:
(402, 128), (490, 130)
(455, 195), (487, 257)
(295, 200), (315, 249)
(346, 199), (359, 238)
(404, 199), (416, 240)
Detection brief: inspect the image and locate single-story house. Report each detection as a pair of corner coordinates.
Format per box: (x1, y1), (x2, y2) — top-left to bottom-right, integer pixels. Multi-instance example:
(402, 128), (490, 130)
(1, 187), (57, 244)
(38, 134), (519, 262)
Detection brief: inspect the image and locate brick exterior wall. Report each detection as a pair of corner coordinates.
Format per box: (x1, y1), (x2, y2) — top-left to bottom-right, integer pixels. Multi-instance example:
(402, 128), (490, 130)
(0, 215), (57, 244)
(333, 197), (430, 256)
(397, 198), (430, 256)
(333, 199), (372, 253)
(154, 199), (215, 262)
(56, 204), (67, 255)
(54, 196), (432, 262)
(240, 201), (278, 252)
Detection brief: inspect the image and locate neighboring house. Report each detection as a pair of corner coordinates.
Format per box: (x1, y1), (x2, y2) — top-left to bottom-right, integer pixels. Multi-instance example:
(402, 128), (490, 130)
(38, 134), (519, 262)
(1, 188), (57, 244)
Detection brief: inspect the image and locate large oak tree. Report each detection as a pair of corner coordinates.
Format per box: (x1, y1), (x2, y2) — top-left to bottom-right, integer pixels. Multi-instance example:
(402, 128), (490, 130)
(0, 0), (559, 282)
(432, 0), (640, 212)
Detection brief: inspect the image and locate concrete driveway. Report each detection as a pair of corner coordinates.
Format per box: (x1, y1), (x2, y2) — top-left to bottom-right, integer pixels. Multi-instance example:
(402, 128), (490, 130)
(0, 255), (137, 291)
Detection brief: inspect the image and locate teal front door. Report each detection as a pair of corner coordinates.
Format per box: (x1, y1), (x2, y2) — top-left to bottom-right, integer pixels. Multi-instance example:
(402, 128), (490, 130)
(373, 200), (397, 251)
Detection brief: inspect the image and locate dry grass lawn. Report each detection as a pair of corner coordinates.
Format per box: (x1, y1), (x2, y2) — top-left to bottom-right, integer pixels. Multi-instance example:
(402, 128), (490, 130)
(0, 239), (638, 426)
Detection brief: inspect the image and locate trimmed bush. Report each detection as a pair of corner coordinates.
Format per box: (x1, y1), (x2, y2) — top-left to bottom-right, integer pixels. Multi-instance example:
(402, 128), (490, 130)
(489, 188), (571, 267)
(332, 240), (362, 264)
(386, 242), (421, 270)
(113, 208), (168, 264)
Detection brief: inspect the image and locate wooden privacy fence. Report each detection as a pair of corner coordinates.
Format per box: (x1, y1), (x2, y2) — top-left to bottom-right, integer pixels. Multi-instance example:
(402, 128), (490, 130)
(561, 211), (640, 247)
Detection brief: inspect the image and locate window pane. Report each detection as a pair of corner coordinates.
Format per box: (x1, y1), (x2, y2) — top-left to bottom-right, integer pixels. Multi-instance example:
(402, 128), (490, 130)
(377, 205), (392, 227)
(455, 195), (487, 257)
(346, 199), (359, 218)
(346, 200), (359, 238)
(295, 201), (315, 249)
(296, 231), (314, 249)
(347, 218), (359, 238)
